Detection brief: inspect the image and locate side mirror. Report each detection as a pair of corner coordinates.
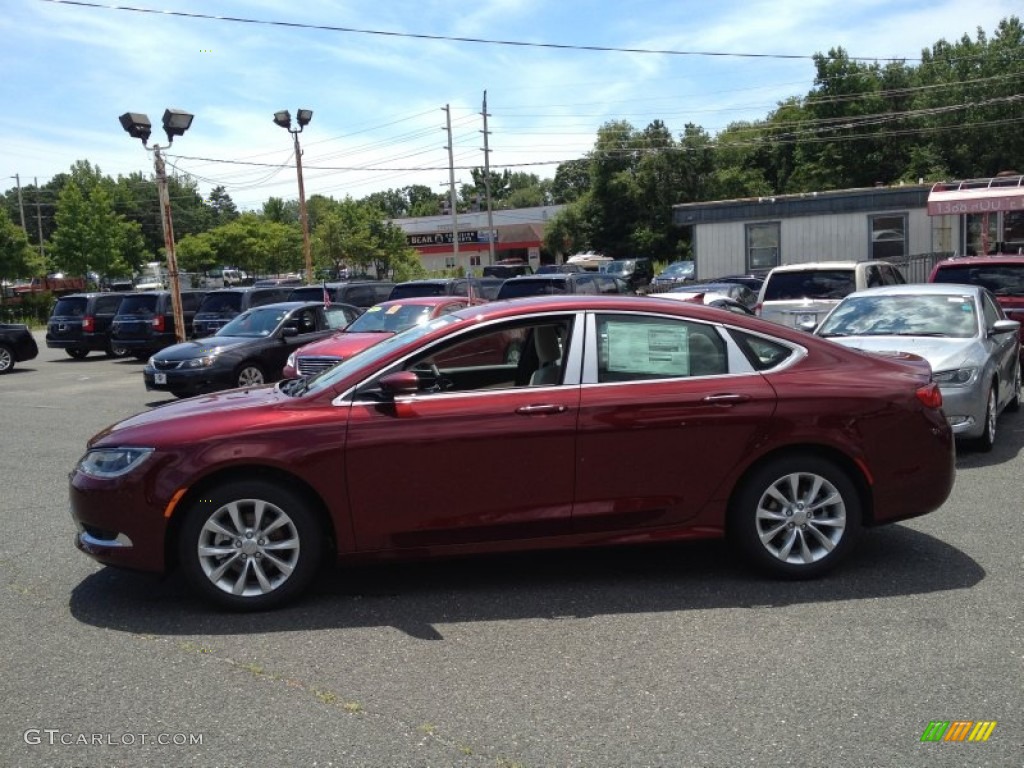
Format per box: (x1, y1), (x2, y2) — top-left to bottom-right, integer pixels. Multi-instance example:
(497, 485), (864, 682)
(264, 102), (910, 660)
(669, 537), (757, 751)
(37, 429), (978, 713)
(990, 319), (1020, 336)
(280, 326), (298, 338)
(379, 370), (420, 396)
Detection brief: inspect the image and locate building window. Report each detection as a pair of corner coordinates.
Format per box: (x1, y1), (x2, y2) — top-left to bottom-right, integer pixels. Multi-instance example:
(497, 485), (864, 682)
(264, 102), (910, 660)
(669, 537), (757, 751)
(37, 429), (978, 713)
(746, 222), (780, 272)
(964, 213), (999, 255)
(469, 254), (481, 266)
(870, 214), (907, 260)
(445, 256), (457, 269)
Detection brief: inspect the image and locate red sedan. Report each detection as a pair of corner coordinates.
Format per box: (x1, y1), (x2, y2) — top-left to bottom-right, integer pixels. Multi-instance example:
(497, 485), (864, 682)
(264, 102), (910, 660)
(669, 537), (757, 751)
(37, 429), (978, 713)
(70, 295), (955, 610)
(282, 296), (475, 379)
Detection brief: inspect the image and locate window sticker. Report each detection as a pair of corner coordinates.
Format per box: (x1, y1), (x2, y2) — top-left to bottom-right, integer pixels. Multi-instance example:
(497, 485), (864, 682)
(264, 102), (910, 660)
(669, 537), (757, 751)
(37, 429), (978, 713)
(604, 321), (690, 376)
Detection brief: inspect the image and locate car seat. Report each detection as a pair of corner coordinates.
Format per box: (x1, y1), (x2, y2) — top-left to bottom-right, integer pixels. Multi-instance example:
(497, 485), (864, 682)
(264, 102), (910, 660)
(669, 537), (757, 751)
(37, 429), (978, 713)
(530, 326), (562, 385)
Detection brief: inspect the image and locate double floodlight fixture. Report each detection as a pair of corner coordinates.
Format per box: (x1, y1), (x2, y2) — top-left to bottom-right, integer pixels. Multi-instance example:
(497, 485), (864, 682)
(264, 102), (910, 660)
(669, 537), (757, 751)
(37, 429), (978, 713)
(119, 109), (194, 146)
(273, 108), (313, 132)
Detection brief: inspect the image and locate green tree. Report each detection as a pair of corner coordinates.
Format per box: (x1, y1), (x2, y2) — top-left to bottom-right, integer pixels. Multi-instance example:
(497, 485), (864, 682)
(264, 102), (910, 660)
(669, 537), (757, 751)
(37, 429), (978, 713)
(0, 209), (42, 289)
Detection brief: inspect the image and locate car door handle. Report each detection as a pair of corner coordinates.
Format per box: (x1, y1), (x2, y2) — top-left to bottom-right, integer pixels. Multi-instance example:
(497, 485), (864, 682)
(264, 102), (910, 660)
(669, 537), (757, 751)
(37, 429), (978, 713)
(516, 404), (569, 415)
(701, 393), (751, 405)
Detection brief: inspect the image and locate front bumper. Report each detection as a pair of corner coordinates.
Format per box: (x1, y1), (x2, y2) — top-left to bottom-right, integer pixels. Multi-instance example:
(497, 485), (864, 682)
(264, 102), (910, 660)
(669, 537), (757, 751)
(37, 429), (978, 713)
(940, 382), (987, 439)
(143, 365), (229, 395)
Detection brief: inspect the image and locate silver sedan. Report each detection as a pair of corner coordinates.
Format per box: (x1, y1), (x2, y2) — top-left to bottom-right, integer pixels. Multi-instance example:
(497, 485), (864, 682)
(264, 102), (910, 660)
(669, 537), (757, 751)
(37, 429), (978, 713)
(814, 283), (1021, 451)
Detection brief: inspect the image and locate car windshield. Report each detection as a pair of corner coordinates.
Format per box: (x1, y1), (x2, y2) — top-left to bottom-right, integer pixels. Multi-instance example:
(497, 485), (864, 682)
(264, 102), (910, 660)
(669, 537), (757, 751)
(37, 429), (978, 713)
(931, 263), (1024, 296)
(52, 297), (87, 316)
(764, 270), (856, 301)
(300, 314), (464, 395)
(661, 262), (694, 277)
(817, 294), (978, 338)
(347, 303), (435, 333)
(604, 261), (633, 275)
(217, 307), (289, 337)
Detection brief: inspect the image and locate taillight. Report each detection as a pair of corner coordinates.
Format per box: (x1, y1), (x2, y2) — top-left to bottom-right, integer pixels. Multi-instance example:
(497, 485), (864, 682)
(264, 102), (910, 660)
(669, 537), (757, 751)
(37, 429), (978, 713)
(151, 315), (165, 332)
(916, 383), (943, 409)
(83, 315), (95, 332)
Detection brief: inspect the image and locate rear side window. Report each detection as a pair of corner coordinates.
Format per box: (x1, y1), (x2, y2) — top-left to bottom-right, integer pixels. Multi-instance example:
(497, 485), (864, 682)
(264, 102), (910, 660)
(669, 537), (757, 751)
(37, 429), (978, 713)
(198, 292), (243, 314)
(52, 297), (87, 317)
(931, 263), (1024, 297)
(287, 287), (322, 302)
(94, 295), (124, 315)
(117, 295), (158, 316)
(180, 292), (205, 312)
(729, 330), (795, 371)
(390, 283), (447, 299)
(249, 289), (291, 307)
(498, 279), (565, 299)
(595, 314), (727, 381)
(763, 270), (856, 301)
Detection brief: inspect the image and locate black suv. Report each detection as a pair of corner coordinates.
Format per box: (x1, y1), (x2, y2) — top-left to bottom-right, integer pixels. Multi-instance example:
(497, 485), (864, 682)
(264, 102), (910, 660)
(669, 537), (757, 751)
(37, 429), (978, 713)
(389, 278), (493, 301)
(46, 292), (129, 359)
(604, 258), (654, 291)
(192, 286), (296, 338)
(287, 281), (394, 309)
(110, 290), (207, 357)
(495, 273), (630, 299)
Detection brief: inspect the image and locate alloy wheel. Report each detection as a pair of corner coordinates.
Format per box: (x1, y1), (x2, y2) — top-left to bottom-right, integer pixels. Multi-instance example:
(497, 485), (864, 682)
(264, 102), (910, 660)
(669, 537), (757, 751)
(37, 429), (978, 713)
(753, 471), (848, 566)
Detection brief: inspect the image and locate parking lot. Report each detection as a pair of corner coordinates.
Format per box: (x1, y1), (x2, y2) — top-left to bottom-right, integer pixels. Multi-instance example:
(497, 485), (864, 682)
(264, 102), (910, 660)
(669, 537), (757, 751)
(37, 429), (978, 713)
(1, 331), (1021, 768)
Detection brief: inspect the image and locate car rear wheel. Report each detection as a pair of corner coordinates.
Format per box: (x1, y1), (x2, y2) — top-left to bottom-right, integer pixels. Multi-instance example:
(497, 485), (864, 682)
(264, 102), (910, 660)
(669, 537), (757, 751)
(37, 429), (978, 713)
(235, 363), (265, 388)
(974, 383), (998, 452)
(107, 342), (131, 358)
(66, 348), (88, 359)
(178, 481), (322, 610)
(729, 455), (861, 578)
(0, 344), (14, 373)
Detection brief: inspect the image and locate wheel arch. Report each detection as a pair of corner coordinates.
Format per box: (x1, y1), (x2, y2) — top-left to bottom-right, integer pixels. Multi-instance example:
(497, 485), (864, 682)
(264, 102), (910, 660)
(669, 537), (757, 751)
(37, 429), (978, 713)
(725, 443), (874, 529)
(164, 464), (336, 571)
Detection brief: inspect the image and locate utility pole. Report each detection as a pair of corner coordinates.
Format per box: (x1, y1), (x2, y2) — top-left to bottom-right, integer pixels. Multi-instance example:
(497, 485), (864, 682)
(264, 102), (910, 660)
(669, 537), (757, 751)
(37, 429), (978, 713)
(480, 91), (496, 266)
(442, 104), (459, 267)
(11, 174), (26, 233)
(34, 177), (45, 259)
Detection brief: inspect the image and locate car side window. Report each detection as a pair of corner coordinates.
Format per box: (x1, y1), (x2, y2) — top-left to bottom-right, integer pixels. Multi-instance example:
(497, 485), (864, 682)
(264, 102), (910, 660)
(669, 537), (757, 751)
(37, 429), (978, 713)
(403, 319), (567, 393)
(981, 292), (1002, 329)
(729, 330), (795, 371)
(595, 314), (727, 382)
(866, 266), (883, 288)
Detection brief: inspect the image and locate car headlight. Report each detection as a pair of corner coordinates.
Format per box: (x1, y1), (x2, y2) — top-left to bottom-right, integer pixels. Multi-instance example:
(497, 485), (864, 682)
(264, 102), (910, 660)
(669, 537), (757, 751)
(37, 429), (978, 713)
(77, 447), (154, 478)
(182, 355), (215, 369)
(286, 352), (296, 369)
(932, 367), (977, 386)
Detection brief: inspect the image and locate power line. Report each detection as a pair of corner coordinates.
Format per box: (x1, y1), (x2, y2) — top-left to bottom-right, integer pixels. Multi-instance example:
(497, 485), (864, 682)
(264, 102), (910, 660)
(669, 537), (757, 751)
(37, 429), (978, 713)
(39, 0), (928, 62)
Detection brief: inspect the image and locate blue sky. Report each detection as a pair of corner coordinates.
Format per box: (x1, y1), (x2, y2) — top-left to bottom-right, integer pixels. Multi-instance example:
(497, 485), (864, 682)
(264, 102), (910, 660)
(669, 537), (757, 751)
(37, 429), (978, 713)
(1, 0), (1018, 211)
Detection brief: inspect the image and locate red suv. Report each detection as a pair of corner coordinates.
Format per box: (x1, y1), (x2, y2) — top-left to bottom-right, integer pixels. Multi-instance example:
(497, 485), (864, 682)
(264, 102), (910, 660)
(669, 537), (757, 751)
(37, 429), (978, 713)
(929, 255), (1024, 356)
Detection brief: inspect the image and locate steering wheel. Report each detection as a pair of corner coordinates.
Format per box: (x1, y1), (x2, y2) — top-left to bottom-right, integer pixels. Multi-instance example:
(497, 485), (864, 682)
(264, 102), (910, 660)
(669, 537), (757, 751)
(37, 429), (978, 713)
(409, 362), (449, 392)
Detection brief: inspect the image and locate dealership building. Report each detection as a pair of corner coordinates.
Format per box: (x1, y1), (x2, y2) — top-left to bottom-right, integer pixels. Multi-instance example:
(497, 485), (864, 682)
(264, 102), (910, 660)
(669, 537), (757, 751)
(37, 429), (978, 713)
(393, 205), (564, 273)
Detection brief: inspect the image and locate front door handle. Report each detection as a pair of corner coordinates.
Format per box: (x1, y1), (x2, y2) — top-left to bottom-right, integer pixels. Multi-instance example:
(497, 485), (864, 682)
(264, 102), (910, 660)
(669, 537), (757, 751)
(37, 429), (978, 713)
(516, 404), (569, 415)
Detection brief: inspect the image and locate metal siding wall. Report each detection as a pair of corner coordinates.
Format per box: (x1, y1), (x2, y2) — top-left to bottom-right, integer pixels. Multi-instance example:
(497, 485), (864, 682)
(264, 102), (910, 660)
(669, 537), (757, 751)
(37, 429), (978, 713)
(694, 223), (747, 279)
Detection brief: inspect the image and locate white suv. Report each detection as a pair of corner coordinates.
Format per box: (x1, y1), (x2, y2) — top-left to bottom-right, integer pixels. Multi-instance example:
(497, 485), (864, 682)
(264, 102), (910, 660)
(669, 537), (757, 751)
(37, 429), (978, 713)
(757, 261), (905, 329)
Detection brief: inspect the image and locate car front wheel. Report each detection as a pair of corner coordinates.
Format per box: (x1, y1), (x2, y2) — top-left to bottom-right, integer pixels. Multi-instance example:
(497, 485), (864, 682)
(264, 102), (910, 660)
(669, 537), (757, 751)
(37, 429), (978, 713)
(235, 363), (265, 388)
(178, 481), (322, 610)
(0, 344), (14, 373)
(1007, 364), (1021, 413)
(66, 348), (88, 359)
(974, 382), (998, 452)
(729, 455), (862, 578)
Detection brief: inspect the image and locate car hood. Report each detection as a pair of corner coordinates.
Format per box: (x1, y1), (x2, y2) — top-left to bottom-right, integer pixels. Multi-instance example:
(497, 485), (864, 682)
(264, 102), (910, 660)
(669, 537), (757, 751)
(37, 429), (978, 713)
(153, 336), (258, 361)
(89, 385), (295, 448)
(824, 335), (975, 372)
(296, 331), (395, 358)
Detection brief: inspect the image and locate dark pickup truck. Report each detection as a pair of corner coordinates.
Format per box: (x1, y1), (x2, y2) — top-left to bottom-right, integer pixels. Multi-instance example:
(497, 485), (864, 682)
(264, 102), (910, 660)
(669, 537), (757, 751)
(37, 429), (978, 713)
(0, 323), (39, 374)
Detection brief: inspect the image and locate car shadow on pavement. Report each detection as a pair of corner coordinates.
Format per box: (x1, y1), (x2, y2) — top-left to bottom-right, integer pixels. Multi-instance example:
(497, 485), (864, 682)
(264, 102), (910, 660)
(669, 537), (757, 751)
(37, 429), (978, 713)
(68, 524), (983, 640)
(954, 408), (1024, 468)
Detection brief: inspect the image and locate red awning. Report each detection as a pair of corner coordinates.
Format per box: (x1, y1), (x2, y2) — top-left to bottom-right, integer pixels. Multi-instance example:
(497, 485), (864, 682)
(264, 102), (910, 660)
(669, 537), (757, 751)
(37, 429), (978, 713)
(927, 175), (1024, 216)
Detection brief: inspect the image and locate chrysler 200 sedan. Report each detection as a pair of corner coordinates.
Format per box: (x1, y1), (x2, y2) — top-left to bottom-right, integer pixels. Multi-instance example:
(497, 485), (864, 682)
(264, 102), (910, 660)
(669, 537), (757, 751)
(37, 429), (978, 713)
(71, 295), (955, 610)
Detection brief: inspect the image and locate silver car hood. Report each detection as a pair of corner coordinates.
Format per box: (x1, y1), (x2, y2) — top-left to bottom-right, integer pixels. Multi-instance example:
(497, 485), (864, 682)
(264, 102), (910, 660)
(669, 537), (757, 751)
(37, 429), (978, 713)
(827, 335), (976, 372)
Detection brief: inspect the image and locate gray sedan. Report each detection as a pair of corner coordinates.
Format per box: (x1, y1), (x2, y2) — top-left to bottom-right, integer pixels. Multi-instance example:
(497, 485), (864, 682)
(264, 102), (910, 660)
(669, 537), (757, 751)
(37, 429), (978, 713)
(814, 283), (1020, 451)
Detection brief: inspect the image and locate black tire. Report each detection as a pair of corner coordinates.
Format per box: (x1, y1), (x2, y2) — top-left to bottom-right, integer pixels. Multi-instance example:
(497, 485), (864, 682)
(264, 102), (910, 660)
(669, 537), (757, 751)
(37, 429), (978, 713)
(169, 389), (192, 399)
(235, 362), (265, 388)
(0, 344), (14, 374)
(973, 382), (998, 452)
(107, 341), (131, 359)
(728, 454), (862, 579)
(1007, 363), (1021, 413)
(178, 480), (323, 611)
(66, 348), (89, 359)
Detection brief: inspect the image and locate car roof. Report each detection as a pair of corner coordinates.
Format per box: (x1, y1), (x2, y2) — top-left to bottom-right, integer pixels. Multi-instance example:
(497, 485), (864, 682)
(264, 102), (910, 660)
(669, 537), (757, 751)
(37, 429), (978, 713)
(371, 296), (469, 308)
(932, 255), (1024, 267)
(768, 261), (868, 272)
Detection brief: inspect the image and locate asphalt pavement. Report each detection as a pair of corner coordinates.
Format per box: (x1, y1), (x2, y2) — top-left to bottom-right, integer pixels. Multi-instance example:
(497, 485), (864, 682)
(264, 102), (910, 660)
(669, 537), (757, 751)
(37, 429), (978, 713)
(0, 331), (1020, 767)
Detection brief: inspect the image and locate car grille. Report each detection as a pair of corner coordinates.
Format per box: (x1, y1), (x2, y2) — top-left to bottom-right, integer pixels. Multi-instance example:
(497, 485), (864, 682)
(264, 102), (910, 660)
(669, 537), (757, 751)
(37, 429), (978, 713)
(151, 359), (184, 371)
(297, 356), (341, 376)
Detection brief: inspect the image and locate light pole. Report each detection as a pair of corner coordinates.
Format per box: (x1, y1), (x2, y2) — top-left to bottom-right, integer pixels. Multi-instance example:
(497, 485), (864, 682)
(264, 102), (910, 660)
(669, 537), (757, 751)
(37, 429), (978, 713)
(274, 109), (314, 285)
(118, 109), (194, 343)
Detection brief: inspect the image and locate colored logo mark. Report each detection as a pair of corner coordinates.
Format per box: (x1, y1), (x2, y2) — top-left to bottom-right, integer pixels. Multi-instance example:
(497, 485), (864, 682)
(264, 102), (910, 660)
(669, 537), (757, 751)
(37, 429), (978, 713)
(921, 720), (996, 742)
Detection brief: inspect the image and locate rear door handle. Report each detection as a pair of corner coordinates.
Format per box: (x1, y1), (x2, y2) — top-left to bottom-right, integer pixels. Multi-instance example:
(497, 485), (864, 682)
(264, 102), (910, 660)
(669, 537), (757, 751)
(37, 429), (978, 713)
(516, 404), (569, 415)
(701, 394), (751, 405)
